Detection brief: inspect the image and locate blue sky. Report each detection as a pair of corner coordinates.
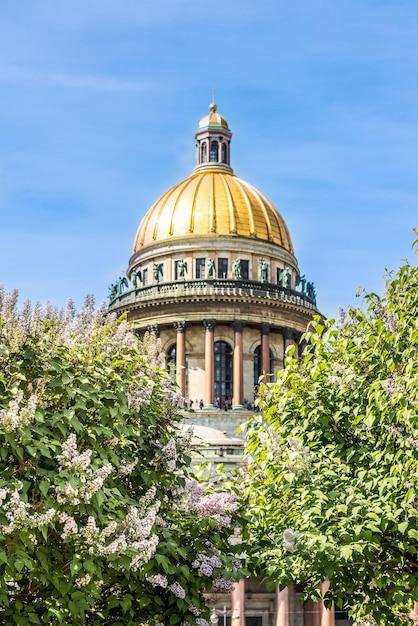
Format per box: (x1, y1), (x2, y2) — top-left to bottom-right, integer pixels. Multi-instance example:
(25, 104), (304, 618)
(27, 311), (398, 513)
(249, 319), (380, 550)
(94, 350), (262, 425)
(1, 0), (417, 320)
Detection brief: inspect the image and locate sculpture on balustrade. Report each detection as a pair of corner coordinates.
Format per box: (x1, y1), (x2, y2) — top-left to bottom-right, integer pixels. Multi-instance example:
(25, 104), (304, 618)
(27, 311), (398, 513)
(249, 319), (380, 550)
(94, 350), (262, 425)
(108, 283), (118, 302)
(131, 268), (142, 288)
(206, 258), (215, 278)
(177, 259), (188, 279)
(153, 263), (163, 282)
(283, 268), (291, 288)
(295, 273), (306, 292)
(117, 275), (129, 295)
(232, 259), (242, 279)
(306, 281), (317, 303)
(259, 258), (268, 282)
(109, 275), (129, 301)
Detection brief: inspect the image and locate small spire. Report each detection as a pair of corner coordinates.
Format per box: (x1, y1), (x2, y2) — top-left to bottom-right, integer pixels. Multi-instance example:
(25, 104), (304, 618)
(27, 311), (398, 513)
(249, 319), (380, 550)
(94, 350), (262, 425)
(210, 86), (217, 112)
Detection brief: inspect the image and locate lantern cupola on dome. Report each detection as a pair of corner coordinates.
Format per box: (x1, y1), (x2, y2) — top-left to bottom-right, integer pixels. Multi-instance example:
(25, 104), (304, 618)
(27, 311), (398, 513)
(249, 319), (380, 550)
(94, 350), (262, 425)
(194, 102), (233, 173)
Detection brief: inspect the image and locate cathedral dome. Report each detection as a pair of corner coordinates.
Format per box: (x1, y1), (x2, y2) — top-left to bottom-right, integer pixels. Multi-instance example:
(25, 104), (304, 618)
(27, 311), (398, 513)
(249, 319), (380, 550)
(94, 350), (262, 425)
(132, 103), (293, 254)
(132, 169), (293, 253)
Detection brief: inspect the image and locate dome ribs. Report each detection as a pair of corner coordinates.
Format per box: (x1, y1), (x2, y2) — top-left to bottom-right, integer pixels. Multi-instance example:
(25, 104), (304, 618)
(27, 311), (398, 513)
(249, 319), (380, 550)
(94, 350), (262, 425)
(209, 173), (216, 233)
(153, 181), (184, 241)
(233, 177), (257, 238)
(220, 174), (237, 234)
(243, 181), (273, 242)
(169, 178), (192, 236)
(188, 175), (204, 234)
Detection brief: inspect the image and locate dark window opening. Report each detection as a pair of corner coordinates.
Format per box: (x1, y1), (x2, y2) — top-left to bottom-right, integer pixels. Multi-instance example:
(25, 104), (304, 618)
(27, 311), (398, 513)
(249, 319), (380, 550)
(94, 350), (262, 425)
(246, 618), (262, 626)
(195, 258), (206, 279)
(214, 341), (233, 404)
(167, 345), (176, 378)
(221, 142), (227, 163)
(200, 143), (207, 163)
(166, 344), (189, 398)
(240, 260), (249, 280)
(218, 258), (228, 278)
(210, 141), (219, 162)
(254, 345), (273, 385)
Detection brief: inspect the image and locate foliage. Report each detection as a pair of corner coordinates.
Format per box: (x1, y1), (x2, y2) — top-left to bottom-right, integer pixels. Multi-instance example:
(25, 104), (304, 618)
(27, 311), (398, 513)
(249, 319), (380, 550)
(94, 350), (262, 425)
(243, 238), (418, 625)
(0, 290), (243, 625)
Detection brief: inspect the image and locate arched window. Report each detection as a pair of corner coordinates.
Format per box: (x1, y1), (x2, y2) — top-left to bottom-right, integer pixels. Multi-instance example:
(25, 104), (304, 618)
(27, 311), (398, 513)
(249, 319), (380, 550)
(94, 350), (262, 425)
(221, 142), (227, 163)
(254, 346), (273, 386)
(210, 141), (219, 162)
(214, 341), (233, 405)
(200, 143), (207, 164)
(167, 345), (176, 379)
(166, 344), (189, 397)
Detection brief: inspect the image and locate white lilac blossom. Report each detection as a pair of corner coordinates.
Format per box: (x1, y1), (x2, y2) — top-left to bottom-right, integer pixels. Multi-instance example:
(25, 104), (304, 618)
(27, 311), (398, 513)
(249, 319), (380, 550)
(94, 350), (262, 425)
(127, 380), (155, 412)
(285, 436), (312, 476)
(147, 574), (168, 588)
(188, 488), (238, 527)
(192, 553), (222, 577)
(328, 375), (342, 385)
(352, 617), (378, 626)
(0, 488), (56, 535)
(188, 605), (201, 616)
(169, 582), (186, 599)
(283, 528), (298, 553)
(372, 299), (385, 318)
(337, 307), (358, 331)
(381, 377), (400, 397)
(0, 391), (38, 432)
(164, 389), (185, 409)
(383, 424), (418, 448)
(57, 434), (92, 471)
(161, 437), (177, 471)
(118, 457), (138, 476)
(384, 313), (397, 333)
(56, 434), (113, 503)
(55, 463), (113, 504)
(196, 619), (210, 626)
(58, 512), (78, 539)
(212, 576), (236, 593)
(178, 425), (194, 449)
(80, 501), (160, 570)
(75, 574), (91, 588)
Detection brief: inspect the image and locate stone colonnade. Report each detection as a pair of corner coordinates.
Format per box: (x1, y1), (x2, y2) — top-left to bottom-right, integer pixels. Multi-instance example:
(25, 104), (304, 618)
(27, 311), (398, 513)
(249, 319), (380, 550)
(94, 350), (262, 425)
(231, 580), (335, 626)
(170, 319), (298, 405)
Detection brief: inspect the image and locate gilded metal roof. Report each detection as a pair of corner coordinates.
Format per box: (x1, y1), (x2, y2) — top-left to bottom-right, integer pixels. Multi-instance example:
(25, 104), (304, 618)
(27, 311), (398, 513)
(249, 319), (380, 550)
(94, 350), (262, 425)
(133, 168), (294, 253)
(198, 102), (229, 130)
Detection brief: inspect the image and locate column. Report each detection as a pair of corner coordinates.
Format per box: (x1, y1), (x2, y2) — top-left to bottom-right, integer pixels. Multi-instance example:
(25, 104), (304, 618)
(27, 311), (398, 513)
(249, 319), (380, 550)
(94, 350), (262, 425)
(233, 321), (244, 409)
(283, 327), (294, 354)
(319, 581), (335, 626)
(174, 322), (186, 399)
(304, 599), (321, 626)
(231, 579), (245, 626)
(260, 323), (271, 381)
(275, 586), (289, 626)
(203, 319), (216, 408)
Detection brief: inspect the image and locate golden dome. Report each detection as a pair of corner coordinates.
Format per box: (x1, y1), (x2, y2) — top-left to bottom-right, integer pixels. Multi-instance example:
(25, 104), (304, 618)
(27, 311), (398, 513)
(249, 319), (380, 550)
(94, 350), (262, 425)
(133, 168), (294, 253)
(198, 102), (229, 130)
